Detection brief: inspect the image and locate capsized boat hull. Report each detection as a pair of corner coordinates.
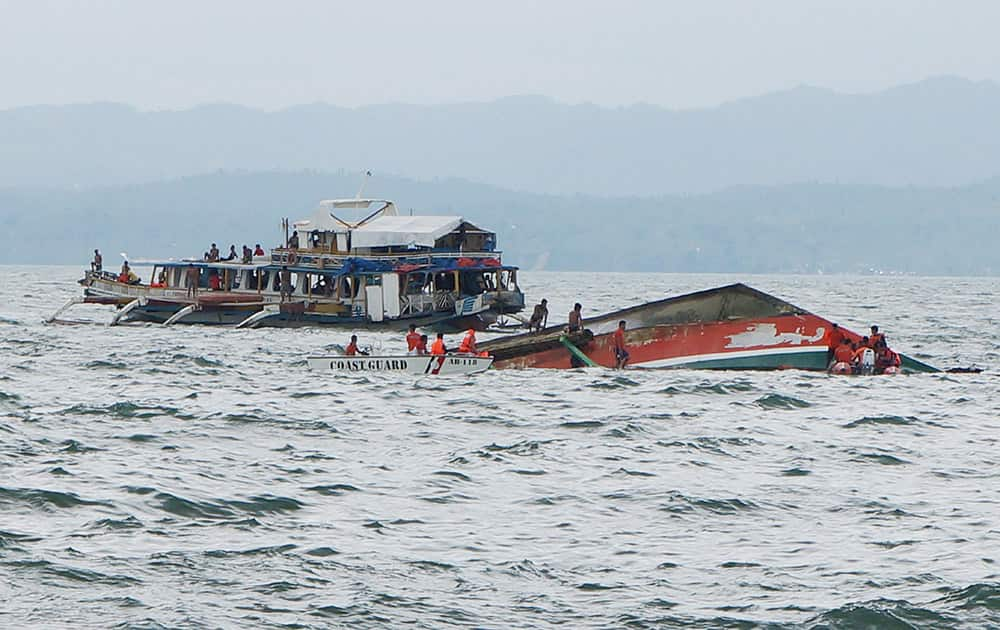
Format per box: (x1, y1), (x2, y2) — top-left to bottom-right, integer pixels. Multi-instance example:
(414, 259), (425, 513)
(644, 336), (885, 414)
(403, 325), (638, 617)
(482, 284), (939, 373)
(306, 354), (493, 375)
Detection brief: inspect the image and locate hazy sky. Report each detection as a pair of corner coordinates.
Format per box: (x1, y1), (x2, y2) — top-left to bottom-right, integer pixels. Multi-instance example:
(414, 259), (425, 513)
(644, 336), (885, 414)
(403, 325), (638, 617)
(3, 0), (1000, 110)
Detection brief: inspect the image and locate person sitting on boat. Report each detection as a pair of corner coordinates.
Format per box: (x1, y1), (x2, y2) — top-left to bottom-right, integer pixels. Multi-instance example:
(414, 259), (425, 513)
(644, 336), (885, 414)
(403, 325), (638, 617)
(529, 299), (548, 332)
(568, 303), (583, 332)
(417, 335), (429, 355)
(118, 261), (131, 283)
(223, 245), (237, 261)
(254, 243), (265, 256)
(208, 243), (220, 262)
(91, 249), (102, 273)
(825, 323), (845, 365)
(852, 338), (876, 375)
(345, 335), (368, 356)
(151, 270), (167, 288)
(829, 337), (855, 372)
(869, 325), (886, 348)
(406, 324), (422, 355)
(613, 320), (630, 369)
(875, 341), (901, 373)
(430, 332), (447, 356)
(458, 329), (478, 354)
(241, 245), (253, 264)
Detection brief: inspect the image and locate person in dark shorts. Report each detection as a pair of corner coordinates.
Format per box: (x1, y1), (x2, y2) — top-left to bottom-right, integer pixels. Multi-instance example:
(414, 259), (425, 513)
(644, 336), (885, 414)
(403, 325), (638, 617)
(529, 299), (548, 332)
(613, 320), (629, 369)
(568, 303), (583, 332)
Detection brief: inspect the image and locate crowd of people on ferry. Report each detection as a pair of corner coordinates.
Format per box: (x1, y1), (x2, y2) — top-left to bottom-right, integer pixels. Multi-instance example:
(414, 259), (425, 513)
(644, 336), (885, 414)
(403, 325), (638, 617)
(826, 323), (901, 375)
(203, 243), (266, 264)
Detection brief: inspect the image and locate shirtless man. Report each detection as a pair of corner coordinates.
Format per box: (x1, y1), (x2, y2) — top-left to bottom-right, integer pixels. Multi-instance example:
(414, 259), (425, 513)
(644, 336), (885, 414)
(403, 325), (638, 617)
(568, 303), (583, 332)
(613, 320), (630, 369)
(529, 299), (548, 332)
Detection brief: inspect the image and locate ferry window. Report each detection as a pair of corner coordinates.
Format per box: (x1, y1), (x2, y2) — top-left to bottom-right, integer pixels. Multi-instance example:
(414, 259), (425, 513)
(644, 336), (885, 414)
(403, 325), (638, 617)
(405, 272), (426, 295)
(434, 272), (455, 292)
(312, 274), (333, 296)
(341, 276), (362, 298)
(502, 270), (517, 290)
(459, 271), (486, 295)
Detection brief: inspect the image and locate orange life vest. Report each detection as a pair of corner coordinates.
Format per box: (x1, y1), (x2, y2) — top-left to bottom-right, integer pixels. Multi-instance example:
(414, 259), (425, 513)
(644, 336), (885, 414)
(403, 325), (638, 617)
(458, 332), (476, 353)
(430, 339), (446, 355)
(406, 331), (421, 351)
(345, 342), (358, 356)
(834, 345), (854, 363)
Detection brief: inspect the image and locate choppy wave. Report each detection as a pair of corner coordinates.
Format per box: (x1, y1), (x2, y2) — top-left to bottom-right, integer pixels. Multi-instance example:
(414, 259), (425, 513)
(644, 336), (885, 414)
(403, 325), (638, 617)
(2, 268), (999, 627)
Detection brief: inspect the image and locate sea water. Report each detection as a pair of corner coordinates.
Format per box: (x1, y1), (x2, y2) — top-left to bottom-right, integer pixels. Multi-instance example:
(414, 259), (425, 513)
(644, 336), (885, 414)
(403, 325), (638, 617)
(1, 267), (998, 628)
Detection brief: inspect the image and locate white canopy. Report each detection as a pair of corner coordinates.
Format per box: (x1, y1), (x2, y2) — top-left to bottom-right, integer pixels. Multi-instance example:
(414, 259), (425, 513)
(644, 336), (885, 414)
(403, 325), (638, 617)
(351, 215), (464, 249)
(293, 199), (399, 233)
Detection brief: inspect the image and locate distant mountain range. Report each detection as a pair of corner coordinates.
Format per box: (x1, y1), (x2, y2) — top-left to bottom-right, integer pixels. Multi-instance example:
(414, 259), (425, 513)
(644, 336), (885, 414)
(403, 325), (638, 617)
(2, 171), (998, 274)
(3, 76), (1000, 196)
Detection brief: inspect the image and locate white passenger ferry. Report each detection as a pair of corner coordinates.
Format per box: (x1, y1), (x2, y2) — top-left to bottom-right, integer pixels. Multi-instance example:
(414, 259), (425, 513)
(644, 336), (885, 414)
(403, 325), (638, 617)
(58, 198), (525, 332)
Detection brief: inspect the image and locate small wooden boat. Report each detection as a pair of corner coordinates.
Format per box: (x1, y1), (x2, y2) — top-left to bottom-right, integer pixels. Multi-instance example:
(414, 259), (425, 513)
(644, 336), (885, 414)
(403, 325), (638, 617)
(306, 354), (493, 375)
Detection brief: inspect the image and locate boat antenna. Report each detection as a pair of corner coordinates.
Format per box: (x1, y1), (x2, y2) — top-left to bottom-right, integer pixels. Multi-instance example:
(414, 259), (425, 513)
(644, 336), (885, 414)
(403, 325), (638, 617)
(355, 170), (372, 200)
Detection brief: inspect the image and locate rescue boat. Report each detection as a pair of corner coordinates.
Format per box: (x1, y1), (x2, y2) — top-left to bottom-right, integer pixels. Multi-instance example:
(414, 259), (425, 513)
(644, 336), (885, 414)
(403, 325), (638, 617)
(306, 354), (493, 376)
(480, 284), (940, 373)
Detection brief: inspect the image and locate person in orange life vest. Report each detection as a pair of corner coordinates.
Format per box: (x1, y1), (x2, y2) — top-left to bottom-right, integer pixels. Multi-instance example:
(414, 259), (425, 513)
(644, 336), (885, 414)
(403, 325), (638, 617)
(825, 323), (845, 364)
(209, 271), (222, 291)
(406, 324), (421, 356)
(345, 334), (368, 356)
(430, 332), (447, 356)
(852, 338), (876, 374)
(416, 335), (429, 356)
(613, 320), (629, 369)
(875, 340), (901, 372)
(854, 336), (870, 353)
(832, 337), (855, 364)
(869, 325), (885, 348)
(458, 329), (477, 354)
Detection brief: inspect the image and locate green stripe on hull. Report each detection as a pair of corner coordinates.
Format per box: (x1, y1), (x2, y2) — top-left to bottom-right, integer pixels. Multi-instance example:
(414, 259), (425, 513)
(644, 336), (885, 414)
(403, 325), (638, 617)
(663, 350), (827, 371)
(656, 350), (939, 373)
(900, 354), (940, 373)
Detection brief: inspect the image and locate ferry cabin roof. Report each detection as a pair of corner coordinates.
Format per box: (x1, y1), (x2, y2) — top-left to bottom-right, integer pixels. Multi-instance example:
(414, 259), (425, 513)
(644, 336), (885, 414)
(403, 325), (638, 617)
(292, 199), (497, 255)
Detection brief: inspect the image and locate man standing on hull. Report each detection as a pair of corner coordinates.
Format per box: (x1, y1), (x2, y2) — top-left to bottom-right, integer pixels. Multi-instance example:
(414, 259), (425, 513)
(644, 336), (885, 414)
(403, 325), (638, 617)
(613, 320), (630, 369)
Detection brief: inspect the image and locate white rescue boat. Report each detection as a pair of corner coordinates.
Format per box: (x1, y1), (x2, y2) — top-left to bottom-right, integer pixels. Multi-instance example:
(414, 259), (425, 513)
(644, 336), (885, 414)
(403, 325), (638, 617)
(306, 354), (493, 375)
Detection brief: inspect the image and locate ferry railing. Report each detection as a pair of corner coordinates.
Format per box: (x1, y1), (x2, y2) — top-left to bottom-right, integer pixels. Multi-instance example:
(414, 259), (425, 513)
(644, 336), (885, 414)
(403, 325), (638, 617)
(400, 294), (436, 316)
(269, 249), (504, 268)
(433, 292), (458, 311)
